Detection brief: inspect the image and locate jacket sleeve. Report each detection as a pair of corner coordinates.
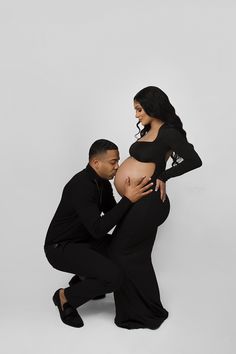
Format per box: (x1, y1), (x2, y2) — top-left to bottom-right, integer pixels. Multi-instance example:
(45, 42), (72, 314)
(157, 127), (203, 182)
(69, 182), (132, 239)
(102, 181), (117, 213)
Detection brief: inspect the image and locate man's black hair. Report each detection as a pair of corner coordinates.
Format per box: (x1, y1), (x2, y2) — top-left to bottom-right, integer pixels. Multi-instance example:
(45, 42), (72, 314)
(89, 139), (118, 160)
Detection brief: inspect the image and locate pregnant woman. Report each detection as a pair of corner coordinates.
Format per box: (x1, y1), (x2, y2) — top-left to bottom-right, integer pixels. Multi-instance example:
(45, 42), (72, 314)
(107, 85), (203, 330)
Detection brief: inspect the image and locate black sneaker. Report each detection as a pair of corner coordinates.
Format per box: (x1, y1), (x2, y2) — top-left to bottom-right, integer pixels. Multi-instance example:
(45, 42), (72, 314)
(52, 289), (84, 328)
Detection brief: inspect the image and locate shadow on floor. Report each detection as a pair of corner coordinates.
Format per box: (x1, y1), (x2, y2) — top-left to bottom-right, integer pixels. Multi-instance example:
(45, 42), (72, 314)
(78, 296), (115, 319)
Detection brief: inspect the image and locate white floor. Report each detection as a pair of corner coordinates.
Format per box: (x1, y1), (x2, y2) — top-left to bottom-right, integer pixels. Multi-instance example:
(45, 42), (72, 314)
(1, 260), (235, 354)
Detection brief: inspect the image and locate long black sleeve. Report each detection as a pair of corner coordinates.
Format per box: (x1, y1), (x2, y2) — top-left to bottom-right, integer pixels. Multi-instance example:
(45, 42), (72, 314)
(102, 181), (117, 213)
(69, 182), (132, 239)
(157, 128), (202, 182)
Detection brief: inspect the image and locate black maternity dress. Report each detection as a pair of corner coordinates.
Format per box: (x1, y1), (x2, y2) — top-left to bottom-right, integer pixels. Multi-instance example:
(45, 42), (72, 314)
(107, 123), (202, 329)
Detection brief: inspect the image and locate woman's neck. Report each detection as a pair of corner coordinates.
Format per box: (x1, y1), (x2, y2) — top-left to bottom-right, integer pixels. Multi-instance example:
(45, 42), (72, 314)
(149, 119), (164, 133)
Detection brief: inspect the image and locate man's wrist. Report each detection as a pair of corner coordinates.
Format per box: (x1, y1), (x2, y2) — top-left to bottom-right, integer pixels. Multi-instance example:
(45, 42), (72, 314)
(122, 195), (134, 204)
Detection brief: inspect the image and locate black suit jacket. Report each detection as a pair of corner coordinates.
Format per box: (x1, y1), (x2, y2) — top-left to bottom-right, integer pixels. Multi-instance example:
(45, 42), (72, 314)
(44, 163), (132, 246)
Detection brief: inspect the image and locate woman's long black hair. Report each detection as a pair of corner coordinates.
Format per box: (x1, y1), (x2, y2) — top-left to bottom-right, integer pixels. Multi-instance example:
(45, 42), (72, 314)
(133, 86), (187, 167)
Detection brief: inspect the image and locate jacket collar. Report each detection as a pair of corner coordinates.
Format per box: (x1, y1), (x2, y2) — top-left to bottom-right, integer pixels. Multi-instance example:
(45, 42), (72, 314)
(85, 163), (106, 184)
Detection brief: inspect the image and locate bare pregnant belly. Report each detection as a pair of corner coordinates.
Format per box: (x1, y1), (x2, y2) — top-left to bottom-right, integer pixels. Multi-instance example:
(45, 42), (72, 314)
(114, 156), (156, 197)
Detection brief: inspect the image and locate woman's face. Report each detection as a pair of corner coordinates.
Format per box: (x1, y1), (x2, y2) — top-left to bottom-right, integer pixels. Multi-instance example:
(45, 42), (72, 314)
(133, 100), (153, 126)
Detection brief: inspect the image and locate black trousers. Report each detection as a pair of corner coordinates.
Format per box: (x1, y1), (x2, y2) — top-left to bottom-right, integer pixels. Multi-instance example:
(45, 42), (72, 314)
(107, 172), (171, 329)
(44, 236), (124, 309)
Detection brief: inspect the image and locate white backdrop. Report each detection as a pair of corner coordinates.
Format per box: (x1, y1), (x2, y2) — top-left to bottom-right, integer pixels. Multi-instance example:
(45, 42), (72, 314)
(1, 1), (235, 353)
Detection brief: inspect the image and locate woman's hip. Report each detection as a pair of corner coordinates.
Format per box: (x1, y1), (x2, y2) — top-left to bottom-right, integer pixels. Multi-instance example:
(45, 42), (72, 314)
(116, 190), (170, 233)
(108, 192), (170, 255)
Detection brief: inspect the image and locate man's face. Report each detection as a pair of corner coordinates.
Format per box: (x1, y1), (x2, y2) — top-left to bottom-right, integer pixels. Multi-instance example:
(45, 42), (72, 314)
(94, 149), (120, 180)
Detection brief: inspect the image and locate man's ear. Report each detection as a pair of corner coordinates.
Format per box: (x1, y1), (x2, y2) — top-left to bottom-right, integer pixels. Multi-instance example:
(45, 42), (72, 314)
(92, 157), (100, 169)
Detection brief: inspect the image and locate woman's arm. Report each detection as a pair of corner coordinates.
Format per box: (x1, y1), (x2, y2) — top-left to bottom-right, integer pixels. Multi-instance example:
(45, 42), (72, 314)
(157, 127), (203, 182)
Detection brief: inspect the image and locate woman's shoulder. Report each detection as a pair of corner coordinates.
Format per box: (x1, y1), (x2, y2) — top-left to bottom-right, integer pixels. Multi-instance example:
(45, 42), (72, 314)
(161, 124), (184, 138)
(159, 124), (188, 148)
